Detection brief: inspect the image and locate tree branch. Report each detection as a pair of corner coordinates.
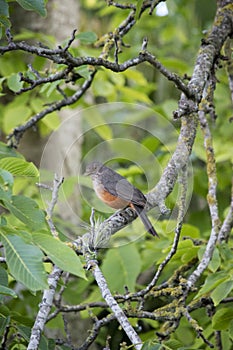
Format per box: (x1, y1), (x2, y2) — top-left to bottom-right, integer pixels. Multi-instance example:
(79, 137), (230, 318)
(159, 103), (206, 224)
(84, 257), (143, 350)
(27, 266), (62, 350)
(137, 165), (188, 296)
(7, 70), (96, 146)
(186, 86), (220, 290)
(27, 175), (64, 350)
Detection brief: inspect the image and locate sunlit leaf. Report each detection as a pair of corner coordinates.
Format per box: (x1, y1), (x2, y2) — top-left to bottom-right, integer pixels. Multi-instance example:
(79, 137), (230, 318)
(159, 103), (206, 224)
(85, 111), (113, 140)
(33, 232), (86, 279)
(102, 244), (141, 293)
(211, 280), (233, 306)
(75, 66), (91, 79)
(3, 195), (45, 231)
(198, 246), (221, 273)
(195, 271), (229, 299)
(7, 74), (23, 92)
(76, 31), (97, 44)
(0, 285), (17, 298)
(3, 105), (31, 134)
(0, 158), (39, 177)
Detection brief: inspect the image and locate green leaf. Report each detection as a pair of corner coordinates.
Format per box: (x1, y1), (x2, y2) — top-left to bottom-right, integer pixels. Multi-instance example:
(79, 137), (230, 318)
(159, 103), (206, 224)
(0, 157), (39, 177)
(0, 285), (17, 298)
(0, 15), (10, 32)
(85, 111), (113, 140)
(195, 271), (229, 299)
(0, 229), (48, 291)
(198, 246), (221, 273)
(102, 244), (141, 293)
(7, 74), (23, 92)
(142, 341), (163, 350)
(212, 308), (233, 330)
(39, 80), (61, 97)
(75, 66), (91, 79)
(160, 57), (189, 73)
(180, 223), (200, 238)
(0, 266), (8, 286)
(39, 112), (60, 134)
(211, 280), (233, 306)
(0, 142), (22, 160)
(0, 184), (11, 202)
(3, 195), (45, 231)
(166, 240), (199, 263)
(0, 169), (13, 201)
(92, 74), (116, 99)
(15, 0), (47, 17)
(0, 0), (9, 17)
(32, 232), (86, 279)
(76, 31), (97, 44)
(0, 169), (14, 188)
(117, 86), (152, 103)
(3, 104), (31, 134)
(0, 315), (10, 337)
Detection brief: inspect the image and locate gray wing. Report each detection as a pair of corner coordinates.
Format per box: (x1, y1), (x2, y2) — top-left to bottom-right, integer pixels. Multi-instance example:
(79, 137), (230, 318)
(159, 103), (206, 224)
(102, 167), (146, 206)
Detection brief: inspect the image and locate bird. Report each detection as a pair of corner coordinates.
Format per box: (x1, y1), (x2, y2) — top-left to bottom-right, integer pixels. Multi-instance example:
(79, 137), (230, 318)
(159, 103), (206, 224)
(84, 161), (158, 237)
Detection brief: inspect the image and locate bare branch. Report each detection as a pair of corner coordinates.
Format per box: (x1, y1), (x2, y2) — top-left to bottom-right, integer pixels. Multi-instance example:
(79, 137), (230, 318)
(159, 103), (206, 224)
(28, 174), (64, 350)
(183, 308), (214, 348)
(84, 257), (143, 350)
(140, 51), (193, 98)
(18, 68), (70, 93)
(187, 86), (220, 290)
(27, 266), (62, 350)
(7, 70), (96, 146)
(78, 314), (116, 350)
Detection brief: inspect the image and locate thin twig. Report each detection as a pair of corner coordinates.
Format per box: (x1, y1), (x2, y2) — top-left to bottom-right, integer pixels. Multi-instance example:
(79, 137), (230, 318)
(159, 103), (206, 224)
(46, 174), (64, 238)
(137, 165), (188, 297)
(78, 314), (116, 350)
(7, 70), (96, 146)
(183, 308), (214, 348)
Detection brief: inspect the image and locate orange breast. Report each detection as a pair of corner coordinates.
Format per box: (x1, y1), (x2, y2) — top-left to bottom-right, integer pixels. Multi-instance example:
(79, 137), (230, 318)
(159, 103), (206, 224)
(95, 187), (129, 209)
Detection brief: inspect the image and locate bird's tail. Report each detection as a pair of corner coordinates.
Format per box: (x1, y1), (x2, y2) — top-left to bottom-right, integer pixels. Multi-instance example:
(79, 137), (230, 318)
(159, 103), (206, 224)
(133, 204), (159, 237)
